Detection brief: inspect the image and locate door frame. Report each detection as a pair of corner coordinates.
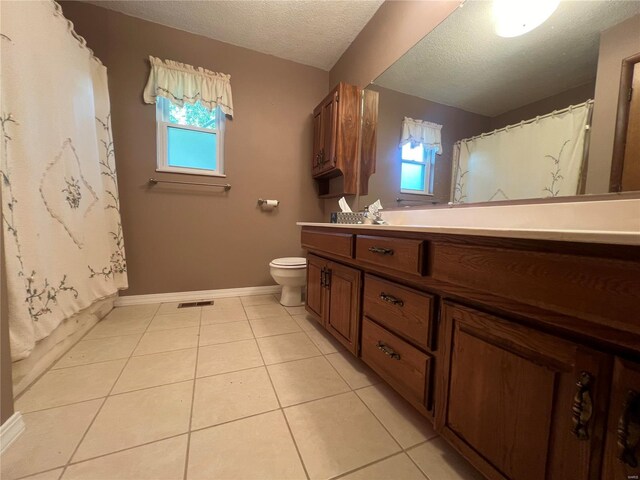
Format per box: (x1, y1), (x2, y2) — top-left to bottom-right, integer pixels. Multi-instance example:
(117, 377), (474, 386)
(610, 51), (640, 192)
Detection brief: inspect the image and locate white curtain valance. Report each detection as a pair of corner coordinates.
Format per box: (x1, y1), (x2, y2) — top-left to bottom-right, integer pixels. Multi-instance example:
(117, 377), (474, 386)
(143, 56), (234, 117)
(400, 117), (443, 154)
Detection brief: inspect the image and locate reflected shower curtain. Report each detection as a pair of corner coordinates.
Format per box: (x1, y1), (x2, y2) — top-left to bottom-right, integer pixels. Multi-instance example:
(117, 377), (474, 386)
(451, 102), (592, 203)
(1, 1), (128, 360)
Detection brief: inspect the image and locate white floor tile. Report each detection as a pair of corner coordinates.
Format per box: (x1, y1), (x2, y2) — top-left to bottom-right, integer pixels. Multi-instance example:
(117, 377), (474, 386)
(257, 332), (321, 365)
(113, 348), (197, 394)
(17, 360), (125, 412)
(63, 436), (187, 480)
(191, 367), (279, 429)
(73, 382), (192, 461)
(197, 339), (263, 378)
(356, 384), (437, 448)
(55, 335), (141, 369)
(0, 400), (102, 479)
(408, 437), (485, 480)
(268, 356), (350, 407)
(284, 392), (400, 479)
(187, 411), (306, 480)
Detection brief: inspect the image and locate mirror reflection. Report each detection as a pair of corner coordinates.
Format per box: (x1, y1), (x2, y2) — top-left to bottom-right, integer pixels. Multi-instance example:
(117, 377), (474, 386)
(360, 0), (640, 209)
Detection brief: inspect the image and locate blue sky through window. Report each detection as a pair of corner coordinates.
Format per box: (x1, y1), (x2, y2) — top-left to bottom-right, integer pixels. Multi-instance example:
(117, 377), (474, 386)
(401, 162), (426, 191)
(167, 126), (217, 171)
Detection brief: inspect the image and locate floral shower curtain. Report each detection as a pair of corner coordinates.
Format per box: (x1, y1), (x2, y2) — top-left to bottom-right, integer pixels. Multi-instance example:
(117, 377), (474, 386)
(451, 102), (592, 203)
(1, 1), (128, 360)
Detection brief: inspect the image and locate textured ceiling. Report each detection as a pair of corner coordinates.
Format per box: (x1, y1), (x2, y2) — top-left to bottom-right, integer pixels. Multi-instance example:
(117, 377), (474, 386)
(86, 0), (384, 70)
(375, 0), (640, 117)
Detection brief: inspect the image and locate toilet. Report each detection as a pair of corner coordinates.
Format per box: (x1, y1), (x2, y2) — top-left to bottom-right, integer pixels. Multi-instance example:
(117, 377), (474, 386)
(269, 257), (307, 307)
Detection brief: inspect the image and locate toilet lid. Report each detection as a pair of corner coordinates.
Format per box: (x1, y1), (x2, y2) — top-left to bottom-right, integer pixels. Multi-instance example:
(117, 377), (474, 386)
(271, 257), (307, 267)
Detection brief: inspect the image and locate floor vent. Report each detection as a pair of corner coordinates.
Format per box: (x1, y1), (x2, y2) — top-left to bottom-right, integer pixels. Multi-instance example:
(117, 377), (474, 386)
(178, 300), (214, 308)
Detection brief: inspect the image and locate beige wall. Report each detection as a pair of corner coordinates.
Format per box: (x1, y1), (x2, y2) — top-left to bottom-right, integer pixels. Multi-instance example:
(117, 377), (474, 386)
(358, 85), (490, 209)
(61, 2), (327, 296)
(329, 1), (460, 88)
(587, 14), (640, 194)
(490, 81), (596, 131)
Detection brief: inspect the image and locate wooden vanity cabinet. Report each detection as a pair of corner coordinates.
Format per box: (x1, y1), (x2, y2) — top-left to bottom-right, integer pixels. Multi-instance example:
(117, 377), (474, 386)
(437, 302), (611, 480)
(301, 225), (640, 480)
(305, 253), (361, 354)
(602, 358), (640, 480)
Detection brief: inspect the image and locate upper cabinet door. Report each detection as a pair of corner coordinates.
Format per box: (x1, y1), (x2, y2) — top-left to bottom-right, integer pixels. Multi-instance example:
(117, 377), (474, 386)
(602, 358), (640, 480)
(311, 108), (323, 177)
(437, 302), (611, 480)
(319, 90), (339, 174)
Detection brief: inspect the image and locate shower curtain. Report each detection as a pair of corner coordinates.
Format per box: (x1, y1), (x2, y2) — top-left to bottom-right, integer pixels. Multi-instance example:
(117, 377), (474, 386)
(1, 1), (128, 360)
(451, 102), (592, 203)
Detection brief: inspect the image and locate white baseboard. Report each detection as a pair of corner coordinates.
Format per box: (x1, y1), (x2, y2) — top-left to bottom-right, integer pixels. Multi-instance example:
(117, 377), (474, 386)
(0, 412), (25, 455)
(114, 285), (282, 307)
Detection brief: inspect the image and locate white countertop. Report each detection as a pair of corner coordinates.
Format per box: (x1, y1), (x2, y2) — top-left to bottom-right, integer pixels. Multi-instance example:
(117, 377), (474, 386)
(297, 198), (640, 246)
(296, 222), (640, 245)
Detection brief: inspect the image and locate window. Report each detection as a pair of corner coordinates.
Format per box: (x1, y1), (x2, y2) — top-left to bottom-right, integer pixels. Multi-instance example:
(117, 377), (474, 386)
(400, 143), (436, 195)
(156, 97), (225, 176)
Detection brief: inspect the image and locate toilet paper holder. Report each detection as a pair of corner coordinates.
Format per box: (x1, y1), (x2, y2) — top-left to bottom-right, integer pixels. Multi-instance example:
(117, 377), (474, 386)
(258, 198), (279, 207)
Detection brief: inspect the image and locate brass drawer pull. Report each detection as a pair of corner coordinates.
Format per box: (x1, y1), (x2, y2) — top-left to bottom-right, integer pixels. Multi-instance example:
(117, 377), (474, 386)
(617, 389), (640, 468)
(368, 246), (394, 255)
(379, 292), (404, 307)
(376, 341), (401, 360)
(571, 371), (594, 440)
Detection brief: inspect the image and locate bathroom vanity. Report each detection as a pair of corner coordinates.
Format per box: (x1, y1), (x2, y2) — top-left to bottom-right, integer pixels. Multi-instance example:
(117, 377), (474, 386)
(298, 202), (640, 480)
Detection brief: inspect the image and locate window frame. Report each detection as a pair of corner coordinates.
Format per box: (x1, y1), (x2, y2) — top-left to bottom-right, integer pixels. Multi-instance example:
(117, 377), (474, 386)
(155, 98), (226, 177)
(400, 143), (436, 196)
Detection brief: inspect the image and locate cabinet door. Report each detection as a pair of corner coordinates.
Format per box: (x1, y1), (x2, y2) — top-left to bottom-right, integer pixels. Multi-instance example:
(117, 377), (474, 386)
(602, 358), (640, 480)
(437, 302), (611, 480)
(319, 91), (338, 174)
(311, 108), (323, 176)
(305, 254), (325, 321)
(326, 261), (361, 354)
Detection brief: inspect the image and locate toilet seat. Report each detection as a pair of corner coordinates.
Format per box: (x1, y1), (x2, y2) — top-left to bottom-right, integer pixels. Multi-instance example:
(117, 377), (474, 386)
(270, 257), (307, 269)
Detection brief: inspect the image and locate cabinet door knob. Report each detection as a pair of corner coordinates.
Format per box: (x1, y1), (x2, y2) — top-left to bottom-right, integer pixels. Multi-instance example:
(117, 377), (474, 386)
(368, 246), (394, 255)
(376, 341), (401, 360)
(571, 371), (594, 440)
(320, 267), (325, 288)
(617, 389), (640, 467)
(379, 292), (404, 307)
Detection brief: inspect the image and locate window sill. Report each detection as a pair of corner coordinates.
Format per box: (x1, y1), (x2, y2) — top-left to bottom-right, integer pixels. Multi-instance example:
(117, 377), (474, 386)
(399, 190), (434, 196)
(155, 167), (226, 178)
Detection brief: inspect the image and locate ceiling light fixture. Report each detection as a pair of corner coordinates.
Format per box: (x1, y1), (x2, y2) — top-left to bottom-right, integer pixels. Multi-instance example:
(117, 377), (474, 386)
(493, 0), (560, 38)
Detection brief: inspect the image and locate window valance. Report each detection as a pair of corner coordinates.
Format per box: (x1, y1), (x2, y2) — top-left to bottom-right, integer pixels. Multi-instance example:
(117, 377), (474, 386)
(399, 117), (442, 154)
(143, 56), (234, 117)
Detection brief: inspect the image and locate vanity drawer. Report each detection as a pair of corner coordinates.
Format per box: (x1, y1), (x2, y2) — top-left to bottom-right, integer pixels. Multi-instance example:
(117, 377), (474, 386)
(364, 275), (434, 351)
(361, 317), (431, 409)
(355, 235), (425, 275)
(301, 229), (354, 259)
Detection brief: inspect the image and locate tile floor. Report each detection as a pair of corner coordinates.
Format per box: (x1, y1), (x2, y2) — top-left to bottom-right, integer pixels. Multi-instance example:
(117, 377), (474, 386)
(2, 294), (483, 480)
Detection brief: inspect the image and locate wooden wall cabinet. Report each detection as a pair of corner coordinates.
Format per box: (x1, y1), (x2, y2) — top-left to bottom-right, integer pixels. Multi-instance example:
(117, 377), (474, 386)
(306, 253), (361, 354)
(311, 83), (377, 197)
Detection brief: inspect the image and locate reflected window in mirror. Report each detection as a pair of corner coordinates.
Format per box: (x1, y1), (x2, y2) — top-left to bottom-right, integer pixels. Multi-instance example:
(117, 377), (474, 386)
(400, 143), (436, 195)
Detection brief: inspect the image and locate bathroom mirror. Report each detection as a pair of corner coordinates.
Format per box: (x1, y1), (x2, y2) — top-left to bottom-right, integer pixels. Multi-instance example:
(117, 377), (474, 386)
(358, 0), (640, 210)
